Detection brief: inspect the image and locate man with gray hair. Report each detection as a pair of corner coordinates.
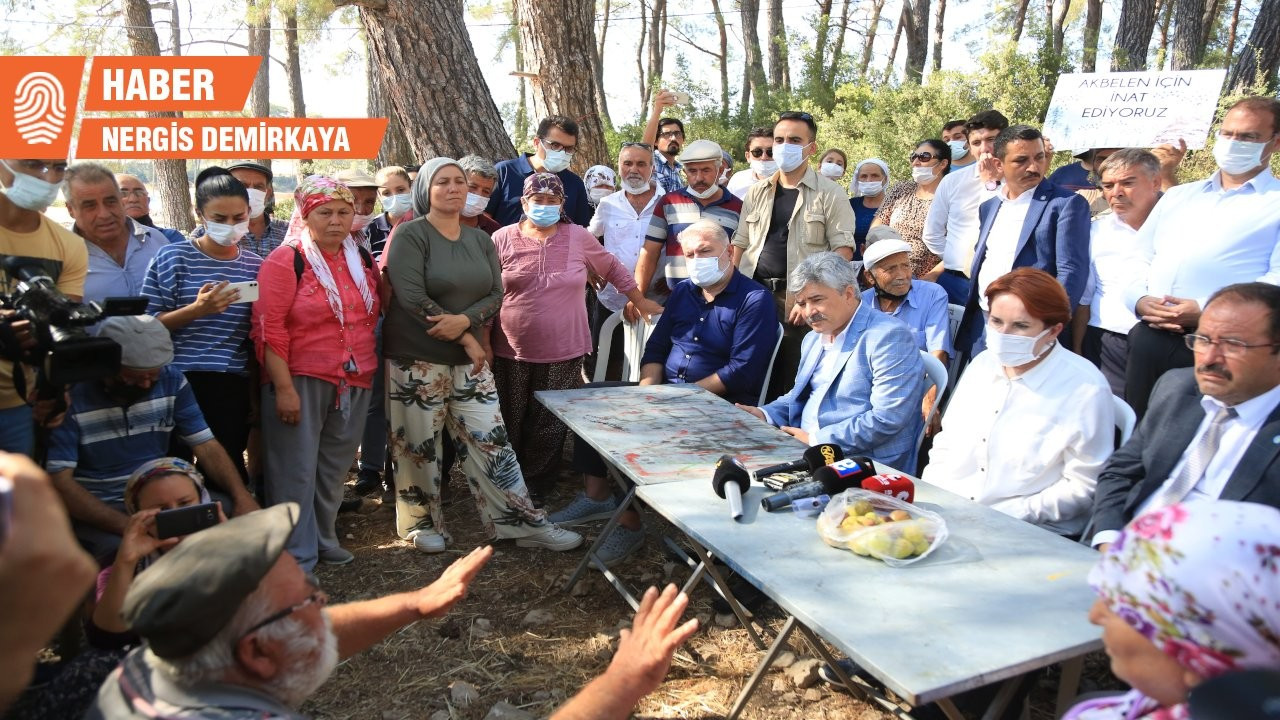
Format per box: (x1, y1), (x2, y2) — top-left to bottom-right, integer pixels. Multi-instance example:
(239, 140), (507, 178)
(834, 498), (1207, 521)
(737, 251), (926, 473)
(549, 218), (776, 566)
(88, 505), (698, 719)
(65, 162), (169, 305)
(458, 154), (502, 235)
(115, 173), (185, 244)
(1074, 148), (1165, 398)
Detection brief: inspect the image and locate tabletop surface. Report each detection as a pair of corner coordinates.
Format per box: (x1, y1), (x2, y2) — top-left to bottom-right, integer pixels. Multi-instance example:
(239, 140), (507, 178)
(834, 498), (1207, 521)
(536, 384), (806, 486)
(637, 474), (1104, 705)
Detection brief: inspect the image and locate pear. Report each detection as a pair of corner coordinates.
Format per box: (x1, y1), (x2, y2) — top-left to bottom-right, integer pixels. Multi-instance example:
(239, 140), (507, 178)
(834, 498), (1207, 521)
(889, 509), (912, 522)
(889, 538), (916, 559)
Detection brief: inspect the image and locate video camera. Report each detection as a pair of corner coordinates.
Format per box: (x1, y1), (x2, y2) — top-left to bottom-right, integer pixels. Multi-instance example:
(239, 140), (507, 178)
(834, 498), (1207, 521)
(0, 256), (147, 389)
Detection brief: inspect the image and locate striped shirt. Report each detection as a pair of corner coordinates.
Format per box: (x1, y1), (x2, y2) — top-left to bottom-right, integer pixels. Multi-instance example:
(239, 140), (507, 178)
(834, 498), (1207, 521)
(646, 189), (742, 283)
(46, 366), (213, 505)
(142, 240), (262, 374)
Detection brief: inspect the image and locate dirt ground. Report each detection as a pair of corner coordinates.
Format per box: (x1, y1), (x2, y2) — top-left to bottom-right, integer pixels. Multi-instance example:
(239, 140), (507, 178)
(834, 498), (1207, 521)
(304, 468), (1120, 720)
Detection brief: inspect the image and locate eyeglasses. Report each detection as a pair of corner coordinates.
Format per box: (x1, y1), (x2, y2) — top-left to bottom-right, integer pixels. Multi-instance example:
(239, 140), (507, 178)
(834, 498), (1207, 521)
(778, 111), (814, 122)
(658, 130), (685, 140)
(748, 147), (774, 159)
(1184, 333), (1280, 358)
(13, 160), (68, 178)
(539, 138), (577, 155)
(241, 589), (328, 638)
(121, 188), (149, 198)
(621, 142), (653, 150)
(909, 152), (939, 163)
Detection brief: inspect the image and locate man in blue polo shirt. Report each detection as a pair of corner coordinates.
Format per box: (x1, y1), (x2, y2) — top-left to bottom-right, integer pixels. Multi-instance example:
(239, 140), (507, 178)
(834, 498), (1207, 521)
(549, 219), (776, 567)
(46, 315), (258, 562)
(486, 115), (593, 227)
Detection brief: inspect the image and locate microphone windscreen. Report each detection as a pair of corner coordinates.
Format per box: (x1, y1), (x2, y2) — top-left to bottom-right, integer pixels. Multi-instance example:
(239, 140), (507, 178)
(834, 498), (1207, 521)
(860, 473), (916, 503)
(812, 457), (876, 493)
(712, 455), (751, 498)
(802, 443), (844, 470)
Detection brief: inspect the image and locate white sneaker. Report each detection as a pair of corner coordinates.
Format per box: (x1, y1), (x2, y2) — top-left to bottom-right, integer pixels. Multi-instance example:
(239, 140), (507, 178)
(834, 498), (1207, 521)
(516, 524), (584, 552)
(410, 530), (446, 554)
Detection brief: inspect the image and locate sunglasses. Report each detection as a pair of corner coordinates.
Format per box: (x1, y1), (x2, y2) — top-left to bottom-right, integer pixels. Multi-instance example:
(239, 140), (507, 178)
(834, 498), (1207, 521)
(909, 152), (940, 162)
(621, 142), (653, 150)
(748, 147), (774, 158)
(778, 111), (814, 121)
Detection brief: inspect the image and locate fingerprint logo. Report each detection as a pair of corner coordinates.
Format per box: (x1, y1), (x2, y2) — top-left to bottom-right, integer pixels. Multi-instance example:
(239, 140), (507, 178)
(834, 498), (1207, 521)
(13, 72), (66, 145)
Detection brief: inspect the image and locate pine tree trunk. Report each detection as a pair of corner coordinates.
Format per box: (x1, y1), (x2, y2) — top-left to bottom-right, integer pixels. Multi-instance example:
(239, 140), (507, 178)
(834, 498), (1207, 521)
(593, 0), (613, 133)
(1082, 0), (1104, 70)
(904, 0), (929, 83)
(860, 0), (885, 76)
(636, 0), (648, 111)
(1170, 0), (1207, 69)
(1225, 0), (1243, 58)
(1198, 0), (1221, 50)
(365, 47), (413, 169)
(515, 0), (610, 171)
(1226, 0), (1280, 92)
(283, 5), (305, 119)
(346, 0), (515, 162)
(1155, 0), (1174, 69)
(740, 0), (767, 118)
(169, 0), (180, 55)
(646, 0), (668, 109)
(931, 0), (946, 73)
(811, 0), (834, 90)
(120, 0), (193, 232)
(1051, 0), (1070, 55)
(712, 0), (730, 121)
(1113, 0), (1158, 69)
(1012, 0), (1030, 41)
(767, 0), (790, 91)
(887, 4), (908, 76)
(246, 0), (272, 170)
(828, 0), (852, 85)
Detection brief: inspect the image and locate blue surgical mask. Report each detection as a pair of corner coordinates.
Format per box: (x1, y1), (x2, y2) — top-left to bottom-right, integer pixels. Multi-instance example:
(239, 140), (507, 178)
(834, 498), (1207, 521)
(525, 202), (561, 227)
(986, 327), (1053, 367)
(0, 159), (63, 212)
(461, 192), (488, 218)
(948, 140), (969, 160)
(382, 193), (412, 216)
(1213, 137), (1266, 175)
(688, 251), (727, 288)
(246, 188), (267, 218)
(541, 147), (571, 173)
(203, 219), (249, 246)
(776, 142), (808, 173)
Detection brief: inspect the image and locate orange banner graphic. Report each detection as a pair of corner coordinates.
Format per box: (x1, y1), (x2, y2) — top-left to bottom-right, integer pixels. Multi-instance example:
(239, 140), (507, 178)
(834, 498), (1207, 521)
(84, 56), (262, 112)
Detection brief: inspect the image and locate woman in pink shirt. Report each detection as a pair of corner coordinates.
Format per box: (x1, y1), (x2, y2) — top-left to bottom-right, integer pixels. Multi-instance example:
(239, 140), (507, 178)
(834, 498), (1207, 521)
(490, 172), (662, 495)
(252, 175), (381, 570)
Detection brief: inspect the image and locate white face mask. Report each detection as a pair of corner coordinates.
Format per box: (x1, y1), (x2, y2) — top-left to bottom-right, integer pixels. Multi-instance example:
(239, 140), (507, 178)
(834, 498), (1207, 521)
(382, 193), (412, 216)
(856, 181), (885, 196)
(948, 140), (969, 160)
(540, 146), (572, 173)
(246, 188), (267, 218)
(986, 326), (1053, 367)
(461, 192), (488, 217)
(912, 166), (937, 184)
(204, 219), (249, 247)
(686, 182), (719, 200)
(718, 168), (730, 185)
(0, 160), (63, 212)
(750, 158), (778, 178)
(622, 176), (651, 194)
(776, 142), (808, 173)
(819, 161), (845, 178)
(588, 187), (612, 204)
(688, 250), (727, 287)
(1213, 137), (1267, 175)
(351, 213), (374, 232)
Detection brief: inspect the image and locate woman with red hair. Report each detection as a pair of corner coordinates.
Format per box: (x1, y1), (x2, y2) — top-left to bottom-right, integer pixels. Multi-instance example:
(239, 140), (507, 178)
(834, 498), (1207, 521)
(923, 267), (1114, 536)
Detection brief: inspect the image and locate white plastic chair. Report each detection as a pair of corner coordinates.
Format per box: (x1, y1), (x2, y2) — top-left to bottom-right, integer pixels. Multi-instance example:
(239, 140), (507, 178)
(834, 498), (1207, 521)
(917, 350), (948, 456)
(592, 312), (625, 383)
(622, 316), (660, 382)
(1113, 395), (1137, 446)
(756, 323), (785, 406)
(946, 303), (965, 346)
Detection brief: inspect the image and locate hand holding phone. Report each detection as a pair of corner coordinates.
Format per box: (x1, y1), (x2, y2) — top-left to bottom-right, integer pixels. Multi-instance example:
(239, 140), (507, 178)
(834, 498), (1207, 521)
(222, 280), (259, 304)
(154, 502), (221, 539)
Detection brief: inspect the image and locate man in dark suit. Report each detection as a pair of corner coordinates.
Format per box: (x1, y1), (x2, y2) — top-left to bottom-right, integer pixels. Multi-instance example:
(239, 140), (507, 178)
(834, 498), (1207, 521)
(955, 125), (1090, 355)
(1089, 282), (1280, 548)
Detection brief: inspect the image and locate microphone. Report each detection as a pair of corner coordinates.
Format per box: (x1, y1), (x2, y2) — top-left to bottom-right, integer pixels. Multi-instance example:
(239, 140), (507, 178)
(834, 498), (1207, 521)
(754, 443), (844, 479)
(712, 455), (752, 522)
(861, 473), (915, 503)
(760, 456), (876, 511)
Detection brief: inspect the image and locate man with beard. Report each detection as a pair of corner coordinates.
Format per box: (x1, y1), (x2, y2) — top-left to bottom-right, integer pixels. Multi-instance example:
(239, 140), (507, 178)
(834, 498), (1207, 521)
(736, 252), (925, 473)
(642, 90), (688, 194)
(88, 504), (699, 720)
(115, 174), (185, 244)
(45, 315), (257, 563)
(65, 163), (169, 305)
(955, 124), (1090, 357)
(1088, 282), (1280, 550)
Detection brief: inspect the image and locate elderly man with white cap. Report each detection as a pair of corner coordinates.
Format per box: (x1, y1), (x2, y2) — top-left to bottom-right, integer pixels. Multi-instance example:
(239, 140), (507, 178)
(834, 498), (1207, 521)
(860, 226), (952, 364)
(88, 504), (698, 720)
(45, 314), (257, 563)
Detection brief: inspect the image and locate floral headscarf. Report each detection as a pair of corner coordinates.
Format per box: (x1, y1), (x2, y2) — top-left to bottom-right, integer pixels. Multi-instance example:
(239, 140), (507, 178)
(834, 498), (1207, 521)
(522, 171), (565, 200)
(584, 165), (616, 190)
(1065, 501), (1280, 720)
(284, 174), (375, 324)
(124, 457), (210, 514)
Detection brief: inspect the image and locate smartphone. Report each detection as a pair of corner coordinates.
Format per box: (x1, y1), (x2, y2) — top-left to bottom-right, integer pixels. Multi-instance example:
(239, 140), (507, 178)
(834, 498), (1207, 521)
(223, 280), (259, 303)
(154, 502), (220, 539)
(0, 476), (12, 550)
(671, 91), (691, 104)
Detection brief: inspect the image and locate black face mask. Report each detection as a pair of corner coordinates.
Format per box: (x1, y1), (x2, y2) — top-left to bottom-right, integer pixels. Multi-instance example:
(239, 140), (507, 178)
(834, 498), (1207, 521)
(104, 379), (152, 407)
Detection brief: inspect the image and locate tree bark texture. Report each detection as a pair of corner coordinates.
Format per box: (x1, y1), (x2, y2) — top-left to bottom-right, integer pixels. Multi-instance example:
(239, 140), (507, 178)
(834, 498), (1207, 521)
(828, 0), (852, 85)
(644, 0), (668, 112)
(1049, 0), (1070, 55)
(1155, 0), (1174, 69)
(636, 0), (648, 110)
(283, 4), (305, 119)
(1082, 0), (1104, 70)
(886, 3), (908, 76)
(767, 0), (790, 91)
(357, 0), (515, 163)
(904, 0), (929, 83)
(169, 0), (180, 55)
(1170, 0), (1207, 69)
(711, 0), (730, 121)
(593, 0), (613, 132)
(1113, 0), (1158, 69)
(1226, 0), (1280, 92)
(1198, 0), (1222, 51)
(365, 46), (413, 169)
(931, 0), (946, 72)
(246, 0), (272, 169)
(120, 0), (193, 232)
(860, 0), (885, 75)
(515, 0), (610, 171)
(1226, 0), (1243, 58)
(1012, 0), (1030, 41)
(740, 0), (767, 117)
(811, 0), (834, 89)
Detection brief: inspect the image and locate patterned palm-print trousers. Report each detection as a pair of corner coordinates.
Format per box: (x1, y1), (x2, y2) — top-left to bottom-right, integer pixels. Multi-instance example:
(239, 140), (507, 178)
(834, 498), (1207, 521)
(386, 360), (548, 542)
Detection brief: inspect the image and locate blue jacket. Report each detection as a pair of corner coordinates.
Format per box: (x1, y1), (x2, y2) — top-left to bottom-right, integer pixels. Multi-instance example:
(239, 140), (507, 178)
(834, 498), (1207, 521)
(956, 179), (1090, 355)
(761, 303), (925, 473)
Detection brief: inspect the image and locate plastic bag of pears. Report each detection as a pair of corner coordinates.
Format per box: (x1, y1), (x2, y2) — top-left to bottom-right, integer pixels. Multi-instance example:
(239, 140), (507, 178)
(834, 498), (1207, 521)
(815, 488), (948, 567)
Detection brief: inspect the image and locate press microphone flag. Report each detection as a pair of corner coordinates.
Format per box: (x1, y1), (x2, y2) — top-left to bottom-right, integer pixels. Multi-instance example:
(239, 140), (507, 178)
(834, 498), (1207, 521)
(760, 456), (876, 511)
(861, 473), (915, 503)
(754, 443), (844, 479)
(712, 454), (752, 522)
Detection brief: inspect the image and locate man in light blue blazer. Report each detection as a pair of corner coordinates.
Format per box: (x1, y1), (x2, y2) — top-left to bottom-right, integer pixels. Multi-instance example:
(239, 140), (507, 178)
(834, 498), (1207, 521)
(736, 252), (926, 473)
(955, 125), (1091, 357)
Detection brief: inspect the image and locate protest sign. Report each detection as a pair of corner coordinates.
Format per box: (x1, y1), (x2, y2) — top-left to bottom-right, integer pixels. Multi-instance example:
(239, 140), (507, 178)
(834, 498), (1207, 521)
(1042, 69), (1226, 151)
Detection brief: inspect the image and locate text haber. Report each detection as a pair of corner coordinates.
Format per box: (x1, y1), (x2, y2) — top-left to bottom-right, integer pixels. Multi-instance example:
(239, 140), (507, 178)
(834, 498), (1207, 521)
(101, 68), (215, 102)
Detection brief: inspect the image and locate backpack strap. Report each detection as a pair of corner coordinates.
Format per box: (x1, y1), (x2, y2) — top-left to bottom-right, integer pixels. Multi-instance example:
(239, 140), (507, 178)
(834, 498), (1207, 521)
(291, 243), (374, 283)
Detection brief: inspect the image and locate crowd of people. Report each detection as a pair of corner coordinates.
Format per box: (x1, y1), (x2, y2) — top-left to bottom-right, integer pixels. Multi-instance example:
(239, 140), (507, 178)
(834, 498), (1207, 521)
(1, 89), (1279, 719)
